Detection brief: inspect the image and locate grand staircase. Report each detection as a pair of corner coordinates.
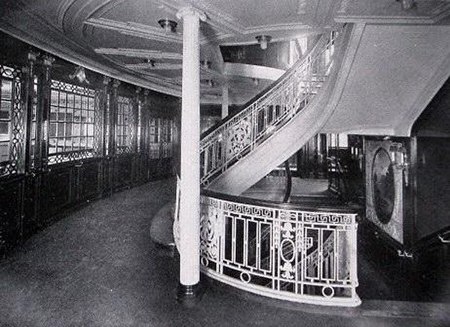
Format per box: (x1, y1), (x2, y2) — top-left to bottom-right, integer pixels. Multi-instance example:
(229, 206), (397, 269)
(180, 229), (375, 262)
(200, 24), (355, 195)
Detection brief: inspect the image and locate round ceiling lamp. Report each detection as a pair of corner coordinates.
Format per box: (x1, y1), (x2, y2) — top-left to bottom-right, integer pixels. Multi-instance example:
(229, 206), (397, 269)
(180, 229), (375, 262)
(158, 19), (177, 33)
(255, 35), (272, 50)
(200, 60), (211, 69)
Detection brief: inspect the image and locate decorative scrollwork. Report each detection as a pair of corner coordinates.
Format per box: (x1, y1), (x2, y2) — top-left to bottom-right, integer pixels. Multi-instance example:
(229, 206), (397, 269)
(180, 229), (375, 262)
(281, 222), (295, 239)
(47, 149), (94, 164)
(200, 206), (219, 261)
(200, 192), (360, 305)
(280, 261), (295, 280)
(227, 118), (251, 158)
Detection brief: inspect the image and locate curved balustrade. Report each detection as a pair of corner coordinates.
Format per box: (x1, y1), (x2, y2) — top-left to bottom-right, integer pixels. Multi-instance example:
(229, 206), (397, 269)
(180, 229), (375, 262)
(200, 30), (340, 187)
(199, 190), (360, 307)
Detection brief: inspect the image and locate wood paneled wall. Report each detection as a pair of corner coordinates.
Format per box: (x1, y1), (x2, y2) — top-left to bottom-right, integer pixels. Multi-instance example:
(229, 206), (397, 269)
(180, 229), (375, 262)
(0, 39), (178, 258)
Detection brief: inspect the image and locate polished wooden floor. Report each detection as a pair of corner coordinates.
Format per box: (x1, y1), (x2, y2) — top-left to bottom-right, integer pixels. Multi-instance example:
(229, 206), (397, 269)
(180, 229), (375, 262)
(0, 178), (448, 327)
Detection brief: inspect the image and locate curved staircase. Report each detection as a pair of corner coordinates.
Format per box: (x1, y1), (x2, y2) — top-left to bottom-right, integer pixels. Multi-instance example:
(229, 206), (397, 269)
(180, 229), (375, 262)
(200, 24), (356, 195)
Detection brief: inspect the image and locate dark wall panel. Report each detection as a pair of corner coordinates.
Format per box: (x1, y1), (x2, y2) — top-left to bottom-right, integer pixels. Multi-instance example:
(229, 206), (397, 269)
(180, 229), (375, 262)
(0, 178), (23, 256)
(114, 155), (134, 190)
(78, 160), (101, 202)
(43, 167), (73, 219)
(416, 137), (450, 239)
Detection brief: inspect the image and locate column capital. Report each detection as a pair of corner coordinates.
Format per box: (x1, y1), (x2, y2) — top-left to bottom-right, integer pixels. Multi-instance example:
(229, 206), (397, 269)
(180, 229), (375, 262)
(176, 7), (206, 22)
(112, 79), (121, 89)
(41, 55), (55, 67)
(103, 76), (111, 86)
(27, 51), (39, 63)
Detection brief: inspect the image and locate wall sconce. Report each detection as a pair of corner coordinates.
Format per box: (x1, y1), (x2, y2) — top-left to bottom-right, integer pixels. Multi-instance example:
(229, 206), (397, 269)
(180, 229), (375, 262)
(256, 35), (272, 50)
(69, 66), (90, 84)
(158, 19), (177, 33)
(253, 78), (259, 86)
(389, 142), (410, 186)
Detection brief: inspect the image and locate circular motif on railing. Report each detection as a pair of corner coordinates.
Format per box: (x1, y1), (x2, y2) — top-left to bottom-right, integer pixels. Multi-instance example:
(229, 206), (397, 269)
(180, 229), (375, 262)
(321, 285), (335, 298)
(201, 257), (209, 267)
(372, 148), (395, 224)
(280, 239), (295, 262)
(240, 272), (252, 284)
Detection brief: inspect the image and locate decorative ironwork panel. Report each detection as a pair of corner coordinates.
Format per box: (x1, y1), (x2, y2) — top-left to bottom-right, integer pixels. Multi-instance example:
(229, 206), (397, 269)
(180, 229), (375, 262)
(200, 194), (360, 306)
(0, 65), (24, 177)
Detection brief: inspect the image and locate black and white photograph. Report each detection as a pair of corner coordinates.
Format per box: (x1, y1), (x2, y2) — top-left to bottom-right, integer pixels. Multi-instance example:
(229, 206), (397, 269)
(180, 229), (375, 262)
(0, 0), (449, 326)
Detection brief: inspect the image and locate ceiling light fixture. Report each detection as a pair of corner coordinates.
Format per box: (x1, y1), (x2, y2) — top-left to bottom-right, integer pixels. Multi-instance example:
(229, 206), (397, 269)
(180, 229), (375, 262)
(158, 19), (177, 33)
(202, 79), (214, 87)
(397, 0), (415, 10)
(69, 66), (90, 84)
(144, 58), (156, 67)
(256, 35), (272, 50)
(200, 60), (211, 69)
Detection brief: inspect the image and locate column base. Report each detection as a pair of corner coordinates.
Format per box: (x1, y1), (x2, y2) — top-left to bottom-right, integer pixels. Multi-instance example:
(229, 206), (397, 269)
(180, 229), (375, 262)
(176, 282), (205, 307)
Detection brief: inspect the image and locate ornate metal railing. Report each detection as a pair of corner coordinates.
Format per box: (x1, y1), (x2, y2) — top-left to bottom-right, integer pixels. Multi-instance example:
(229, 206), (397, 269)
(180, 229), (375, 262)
(200, 30), (340, 186)
(199, 191), (360, 306)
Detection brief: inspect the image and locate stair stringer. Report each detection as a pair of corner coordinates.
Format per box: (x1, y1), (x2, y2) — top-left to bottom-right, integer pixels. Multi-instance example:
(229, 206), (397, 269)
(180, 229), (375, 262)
(206, 23), (365, 196)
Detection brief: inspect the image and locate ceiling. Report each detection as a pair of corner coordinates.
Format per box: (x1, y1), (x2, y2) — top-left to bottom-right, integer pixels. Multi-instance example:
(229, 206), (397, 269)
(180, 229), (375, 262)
(322, 24), (450, 136)
(0, 0), (450, 105)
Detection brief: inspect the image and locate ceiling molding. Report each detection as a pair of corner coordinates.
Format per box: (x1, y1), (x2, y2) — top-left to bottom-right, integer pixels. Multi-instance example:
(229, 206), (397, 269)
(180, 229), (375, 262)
(56, 0), (76, 28)
(432, 2), (450, 22)
(125, 63), (182, 70)
(95, 48), (182, 60)
(224, 63), (285, 81)
(200, 67), (224, 79)
(156, 0), (310, 38)
(157, 0), (245, 34)
(219, 31), (322, 47)
(84, 17), (183, 43)
(335, 15), (435, 24)
(243, 22), (312, 35)
(0, 18), (182, 97)
(321, 124), (396, 136)
(335, 2), (450, 24)
(297, 0), (307, 14)
(85, 17), (221, 45)
(337, 0), (351, 14)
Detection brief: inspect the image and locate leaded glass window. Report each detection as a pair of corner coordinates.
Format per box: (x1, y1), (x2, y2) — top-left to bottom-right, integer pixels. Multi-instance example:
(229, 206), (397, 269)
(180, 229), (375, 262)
(116, 96), (134, 154)
(160, 119), (173, 158)
(0, 65), (23, 177)
(149, 117), (173, 159)
(149, 117), (160, 159)
(48, 80), (97, 164)
(30, 76), (38, 169)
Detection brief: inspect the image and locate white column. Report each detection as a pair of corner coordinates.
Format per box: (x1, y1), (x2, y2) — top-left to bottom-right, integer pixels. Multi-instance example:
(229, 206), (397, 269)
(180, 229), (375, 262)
(176, 7), (206, 288)
(221, 84), (229, 119)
